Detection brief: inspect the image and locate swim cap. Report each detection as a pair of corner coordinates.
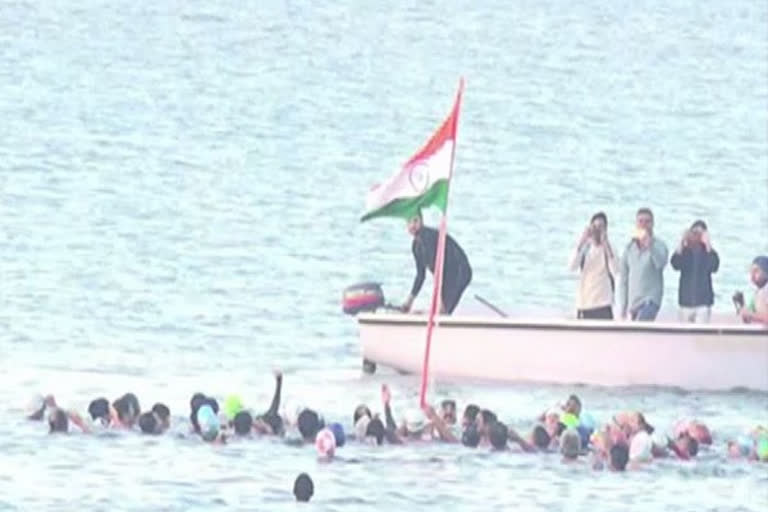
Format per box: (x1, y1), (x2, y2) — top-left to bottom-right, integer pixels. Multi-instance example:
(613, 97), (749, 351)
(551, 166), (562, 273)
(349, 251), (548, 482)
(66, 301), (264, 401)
(561, 412), (580, 429)
(315, 428), (336, 458)
(197, 405), (220, 441)
(757, 435), (768, 461)
(629, 431), (653, 463)
(224, 395), (244, 422)
(329, 423), (346, 448)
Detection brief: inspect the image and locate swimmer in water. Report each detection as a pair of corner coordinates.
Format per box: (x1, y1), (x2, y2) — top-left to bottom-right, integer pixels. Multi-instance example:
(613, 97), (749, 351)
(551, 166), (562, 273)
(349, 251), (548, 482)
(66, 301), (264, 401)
(196, 404), (225, 444)
(112, 393), (141, 428)
(461, 404), (480, 430)
(39, 396), (90, 434)
(253, 371), (285, 436)
(440, 399), (457, 426)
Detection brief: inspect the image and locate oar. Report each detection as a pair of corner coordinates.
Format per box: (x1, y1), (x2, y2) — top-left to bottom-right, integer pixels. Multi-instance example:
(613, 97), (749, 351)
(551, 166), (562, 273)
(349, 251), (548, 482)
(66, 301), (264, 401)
(474, 294), (508, 318)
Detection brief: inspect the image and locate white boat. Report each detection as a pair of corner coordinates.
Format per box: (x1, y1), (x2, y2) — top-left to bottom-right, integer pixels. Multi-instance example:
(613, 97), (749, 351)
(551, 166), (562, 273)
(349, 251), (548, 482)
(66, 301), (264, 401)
(357, 312), (768, 392)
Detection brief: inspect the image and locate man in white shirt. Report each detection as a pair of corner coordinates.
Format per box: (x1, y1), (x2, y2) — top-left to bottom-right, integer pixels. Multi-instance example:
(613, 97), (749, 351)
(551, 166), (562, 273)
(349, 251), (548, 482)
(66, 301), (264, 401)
(569, 212), (618, 319)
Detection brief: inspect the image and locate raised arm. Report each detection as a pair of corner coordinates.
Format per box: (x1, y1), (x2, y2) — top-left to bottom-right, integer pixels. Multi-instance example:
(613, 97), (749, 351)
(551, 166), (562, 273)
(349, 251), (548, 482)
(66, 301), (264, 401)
(423, 405), (457, 443)
(265, 372), (283, 418)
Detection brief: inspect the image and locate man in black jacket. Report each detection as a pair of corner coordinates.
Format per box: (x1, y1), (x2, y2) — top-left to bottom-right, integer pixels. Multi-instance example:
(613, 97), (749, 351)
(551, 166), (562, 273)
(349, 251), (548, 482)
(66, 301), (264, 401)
(670, 220), (719, 323)
(401, 211), (472, 315)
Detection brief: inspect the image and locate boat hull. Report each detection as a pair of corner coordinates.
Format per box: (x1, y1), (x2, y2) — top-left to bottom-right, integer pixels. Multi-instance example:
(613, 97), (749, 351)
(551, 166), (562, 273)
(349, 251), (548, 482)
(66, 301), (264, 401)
(358, 313), (768, 391)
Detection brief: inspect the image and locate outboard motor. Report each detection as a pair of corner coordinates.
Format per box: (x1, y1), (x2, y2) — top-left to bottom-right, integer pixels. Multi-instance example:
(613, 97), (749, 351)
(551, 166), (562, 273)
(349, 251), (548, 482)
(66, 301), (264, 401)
(342, 282), (385, 315)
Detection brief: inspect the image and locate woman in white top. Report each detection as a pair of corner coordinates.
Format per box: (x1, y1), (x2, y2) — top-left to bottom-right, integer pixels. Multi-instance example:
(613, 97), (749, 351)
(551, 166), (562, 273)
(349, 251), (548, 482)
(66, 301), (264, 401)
(569, 212), (619, 319)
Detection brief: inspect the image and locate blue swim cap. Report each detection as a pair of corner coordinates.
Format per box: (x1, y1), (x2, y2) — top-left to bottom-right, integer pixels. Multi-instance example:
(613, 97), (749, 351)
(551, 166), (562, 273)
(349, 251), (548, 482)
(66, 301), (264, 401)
(329, 422), (346, 448)
(197, 404), (220, 441)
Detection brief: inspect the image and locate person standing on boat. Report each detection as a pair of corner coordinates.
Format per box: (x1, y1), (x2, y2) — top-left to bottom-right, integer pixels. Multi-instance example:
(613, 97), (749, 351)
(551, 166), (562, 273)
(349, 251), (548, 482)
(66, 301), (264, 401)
(670, 220), (719, 323)
(619, 208), (669, 321)
(401, 211), (472, 315)
(569, 212), (618, 319)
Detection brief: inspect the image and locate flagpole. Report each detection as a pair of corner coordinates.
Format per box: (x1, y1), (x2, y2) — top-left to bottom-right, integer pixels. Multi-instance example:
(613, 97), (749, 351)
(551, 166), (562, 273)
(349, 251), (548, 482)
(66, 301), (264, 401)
(419, 77), (464, 409)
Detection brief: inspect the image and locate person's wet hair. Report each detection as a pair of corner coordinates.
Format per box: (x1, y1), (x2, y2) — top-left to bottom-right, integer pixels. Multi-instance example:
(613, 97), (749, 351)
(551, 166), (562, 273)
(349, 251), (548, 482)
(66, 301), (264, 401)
(88, 398), (110, 422)
(293, 473), (314, 502)
(590, 212), (607, 226)
(297, 409), (322, 441)
(462, 424), (481, 448)
(261, 413), (284, 436)
(48, 409), (69, 433)
(463, 404), (480, 424)
(441, 399), (456, 411)
(637, 413), (654, 435)
(190, 393), (206, 411)
(205, 397), (220, 414)
(138, 411), (159, 435)
(489, 421), (509, 450)
(113, 393), (140, 424)
(533, 424), (551, 450)
(124, 393), (140, 416)
(353, 404), (372, 425)
(480, 409), (498, 425)
(610, 443), (630, 471)
(233, 411), (253, 436)
(365, 417), (385, 445)
(152, 403), (170, 423)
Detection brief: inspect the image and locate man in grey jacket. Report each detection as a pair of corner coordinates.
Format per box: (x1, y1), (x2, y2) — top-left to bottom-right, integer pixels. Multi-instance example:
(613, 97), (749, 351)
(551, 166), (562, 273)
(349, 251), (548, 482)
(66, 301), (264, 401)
(619, 208), (669, 321)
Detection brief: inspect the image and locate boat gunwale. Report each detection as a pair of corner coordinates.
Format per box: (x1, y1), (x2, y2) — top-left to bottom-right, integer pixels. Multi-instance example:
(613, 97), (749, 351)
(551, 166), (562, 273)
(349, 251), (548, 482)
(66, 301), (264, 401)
(357, 313), (768, 336)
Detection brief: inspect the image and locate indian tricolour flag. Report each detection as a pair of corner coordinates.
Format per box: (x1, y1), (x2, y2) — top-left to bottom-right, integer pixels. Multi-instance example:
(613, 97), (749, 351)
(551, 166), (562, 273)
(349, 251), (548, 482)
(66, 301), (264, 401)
(360, 81), (463, 222)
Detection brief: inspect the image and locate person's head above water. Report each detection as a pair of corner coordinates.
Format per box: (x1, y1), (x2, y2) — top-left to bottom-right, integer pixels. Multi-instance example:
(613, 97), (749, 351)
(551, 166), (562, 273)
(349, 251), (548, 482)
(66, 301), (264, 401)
(113, 393), (140, 426)
(233, 411), (253, 436)
(353, 404), (372, 425)
(293, 473), (314, 502)
(462, 404), (480, 428)
(297, 409), (323, 442)
(88, 398), (110, 424)
(196, 404), (220, 442)
(564, 395), (582, 417)
(48, 409), (69, 433)
(329, 423), (346, 448)
(440, 400), (457, 425)
(560, 428), (581, 460)
(139, 411), (161, 435)
(152, 403), (171, 430)
(489, 421), (509, 450)
(406, 210), (423, 236)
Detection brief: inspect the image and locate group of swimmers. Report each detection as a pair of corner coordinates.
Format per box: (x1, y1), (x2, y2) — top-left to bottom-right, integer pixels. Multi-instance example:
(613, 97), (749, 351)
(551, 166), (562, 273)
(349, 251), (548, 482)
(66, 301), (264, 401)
(27, 372), (768, 473)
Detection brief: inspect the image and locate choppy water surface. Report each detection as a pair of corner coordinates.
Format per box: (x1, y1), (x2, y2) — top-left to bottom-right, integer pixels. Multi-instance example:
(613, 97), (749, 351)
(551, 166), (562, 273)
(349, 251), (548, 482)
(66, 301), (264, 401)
(1, 0), (767, 510)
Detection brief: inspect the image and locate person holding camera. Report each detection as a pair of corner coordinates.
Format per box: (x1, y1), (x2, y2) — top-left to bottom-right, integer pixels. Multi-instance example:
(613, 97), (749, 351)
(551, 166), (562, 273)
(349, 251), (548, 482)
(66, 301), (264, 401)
(619, 208), (669, 321)
(670, 220), (719, 323)
(569, 212), (618, 319)
(734, 256), (768, 325)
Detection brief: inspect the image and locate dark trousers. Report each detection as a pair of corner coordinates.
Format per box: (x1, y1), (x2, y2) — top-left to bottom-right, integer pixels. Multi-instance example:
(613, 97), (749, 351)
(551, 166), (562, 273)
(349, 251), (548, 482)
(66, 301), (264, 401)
(442, 265), (472, 315)
(577, 305), (614, 320)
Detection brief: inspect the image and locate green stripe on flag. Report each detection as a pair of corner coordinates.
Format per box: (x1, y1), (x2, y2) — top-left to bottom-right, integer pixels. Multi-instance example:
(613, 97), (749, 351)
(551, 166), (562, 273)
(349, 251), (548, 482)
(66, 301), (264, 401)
(360, 179), (449, 222)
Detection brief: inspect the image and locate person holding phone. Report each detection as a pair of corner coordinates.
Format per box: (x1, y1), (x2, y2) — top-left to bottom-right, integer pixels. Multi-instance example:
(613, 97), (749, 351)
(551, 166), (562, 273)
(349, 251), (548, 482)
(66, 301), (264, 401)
(619, 208), (669, 321)
(670, 220), (720, 323)
(569, 212), (618, 319)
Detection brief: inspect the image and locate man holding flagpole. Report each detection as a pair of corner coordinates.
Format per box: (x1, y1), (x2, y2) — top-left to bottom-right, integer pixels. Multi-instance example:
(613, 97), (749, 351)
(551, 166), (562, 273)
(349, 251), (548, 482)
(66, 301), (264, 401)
(402, 210), (472, 315)
(360, 78), (464, 406)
